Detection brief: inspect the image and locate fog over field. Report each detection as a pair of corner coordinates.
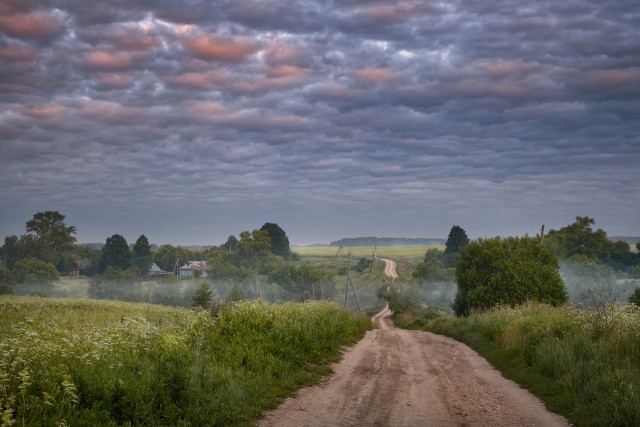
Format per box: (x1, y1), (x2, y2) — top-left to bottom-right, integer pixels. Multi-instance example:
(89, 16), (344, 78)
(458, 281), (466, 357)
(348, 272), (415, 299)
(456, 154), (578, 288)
(0, 0), (638, 245)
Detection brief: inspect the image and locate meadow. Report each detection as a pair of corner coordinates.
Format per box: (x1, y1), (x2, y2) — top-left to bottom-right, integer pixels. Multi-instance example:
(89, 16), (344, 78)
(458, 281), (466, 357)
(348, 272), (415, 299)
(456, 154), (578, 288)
(421, 302), (640, 427)
(0, 296), (371, 426)
(292, 245), (441, 264)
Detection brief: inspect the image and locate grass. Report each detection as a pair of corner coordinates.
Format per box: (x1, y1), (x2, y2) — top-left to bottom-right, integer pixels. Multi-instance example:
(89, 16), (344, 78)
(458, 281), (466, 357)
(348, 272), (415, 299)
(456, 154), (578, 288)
(0, 296), (371, 426)
(292, 246), (441, 264)
(420, 303), (640, 427)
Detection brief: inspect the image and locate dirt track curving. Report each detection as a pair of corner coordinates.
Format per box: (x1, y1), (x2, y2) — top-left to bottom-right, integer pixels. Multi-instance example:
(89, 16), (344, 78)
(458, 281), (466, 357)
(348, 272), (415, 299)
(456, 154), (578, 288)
(380, 258), (399, 279)
(258, 259), (571, 427)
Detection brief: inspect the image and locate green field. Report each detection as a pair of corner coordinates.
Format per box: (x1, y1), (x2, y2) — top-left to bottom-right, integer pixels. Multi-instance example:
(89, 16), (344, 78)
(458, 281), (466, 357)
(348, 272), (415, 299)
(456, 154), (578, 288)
(292, 246), (441, 263)
(0, 296), (371, 426)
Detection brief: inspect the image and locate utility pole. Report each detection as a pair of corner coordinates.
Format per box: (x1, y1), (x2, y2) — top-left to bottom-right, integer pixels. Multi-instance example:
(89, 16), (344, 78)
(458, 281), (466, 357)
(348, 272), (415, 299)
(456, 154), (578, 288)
(344, 252), (361, 312)
(540, 225), (545, 245)
(344, 252), (350, 308)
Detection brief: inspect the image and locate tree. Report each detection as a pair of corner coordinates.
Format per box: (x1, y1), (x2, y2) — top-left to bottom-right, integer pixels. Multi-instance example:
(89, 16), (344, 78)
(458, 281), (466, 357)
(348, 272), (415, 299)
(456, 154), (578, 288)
(260, 222), (290, 258)
(25, 210), (76, 265)
(99, 234), (131, 273)
(193, 281), (214, 308)
(453, 236), (567, 316)
(443, 226), (469, 268)
(545, 216), (614, 260)
(222, 235), (239, 252)
(154, 245), (186, 273)
(237, 230), (271, 268)
(13, 258), (59, 284)
(131, 235), (152, 273)
(1, 235), (20, 269)
(629, 288), (640, 306)
(444, 226), (469, 255)
(226, 283), (246, 302)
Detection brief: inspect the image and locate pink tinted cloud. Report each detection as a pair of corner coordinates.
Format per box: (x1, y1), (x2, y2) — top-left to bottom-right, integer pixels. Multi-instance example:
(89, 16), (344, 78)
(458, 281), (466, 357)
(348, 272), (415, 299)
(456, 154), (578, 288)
(261, 64), (307, 78)
(182, 35), (258, 62)
(473, 59), (539, 79)
(21, 104), (63, 119)
(80, 100), (144, 123)
(355, 2), (434, 25)
(0, 10), (65, 39)
(85, 51), (138, 71)
(185, 101), (229, 120)
(94, 73), (136, 89)
(109, 27), (159, 51)
(455, 80), (530, 98)
(264, 42), (308, 66)
(165, 71), (227, 89)
(0, 43), (37, 61)
(351, 68), (398, 85)
(586, 69), (640, 86)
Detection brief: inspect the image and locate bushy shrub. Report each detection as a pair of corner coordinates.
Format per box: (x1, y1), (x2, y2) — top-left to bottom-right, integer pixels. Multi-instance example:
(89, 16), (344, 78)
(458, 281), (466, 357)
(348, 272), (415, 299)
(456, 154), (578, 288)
(13, 258), (59, 284)
(453, 236), (567, 316)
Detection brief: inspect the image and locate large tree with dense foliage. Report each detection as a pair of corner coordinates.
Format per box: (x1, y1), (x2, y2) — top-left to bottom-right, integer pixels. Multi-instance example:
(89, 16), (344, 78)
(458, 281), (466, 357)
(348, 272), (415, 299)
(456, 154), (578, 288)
(25, 210), (76, 265)
(13, 258), (59, 284)
(259, 223), (290, 258)
(131, 235), (153, 273)
(444, 225), (469, 255)
(154, 245), (187, 273)
(453, 236), (567, 316)
(99, 234), (131, 273)
(545, 216), (614, 260)
(442, 225), (469, 268)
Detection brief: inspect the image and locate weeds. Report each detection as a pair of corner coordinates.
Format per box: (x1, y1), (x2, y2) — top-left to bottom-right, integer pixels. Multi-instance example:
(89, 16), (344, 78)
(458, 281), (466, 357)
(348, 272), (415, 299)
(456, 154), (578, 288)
(421, 302), (640, 427)
(0, 296), (370, 426)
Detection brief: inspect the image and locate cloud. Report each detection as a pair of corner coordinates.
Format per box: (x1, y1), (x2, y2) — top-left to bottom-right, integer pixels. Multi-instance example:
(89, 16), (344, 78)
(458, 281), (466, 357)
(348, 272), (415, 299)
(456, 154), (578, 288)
(182, 34), (258, 62)
(84, 51), (140, 71)
(0, 9), (66, 39)
(1, 0), (638, 245)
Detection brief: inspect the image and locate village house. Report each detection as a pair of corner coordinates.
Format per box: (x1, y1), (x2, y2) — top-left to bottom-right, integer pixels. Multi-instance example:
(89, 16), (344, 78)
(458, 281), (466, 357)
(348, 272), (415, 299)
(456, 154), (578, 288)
(147, 262), (171, 280)
(178, 261), (211, 279)
(68, 259), (94, 277)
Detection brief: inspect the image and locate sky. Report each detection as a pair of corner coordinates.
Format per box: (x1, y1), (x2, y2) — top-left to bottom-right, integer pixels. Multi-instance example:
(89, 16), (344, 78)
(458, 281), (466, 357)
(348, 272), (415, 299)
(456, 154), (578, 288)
(1, 0), (639, 246)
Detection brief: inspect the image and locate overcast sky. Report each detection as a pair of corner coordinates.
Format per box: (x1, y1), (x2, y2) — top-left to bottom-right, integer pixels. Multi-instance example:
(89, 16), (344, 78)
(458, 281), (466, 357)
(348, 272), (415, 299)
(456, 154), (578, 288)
(1, 0), (638, 246)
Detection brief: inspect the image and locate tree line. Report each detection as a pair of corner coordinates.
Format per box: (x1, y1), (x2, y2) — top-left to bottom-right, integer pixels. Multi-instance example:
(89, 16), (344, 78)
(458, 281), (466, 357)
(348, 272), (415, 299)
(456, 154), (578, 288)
(0, 212), (337, 306)
(408, 217), (640, 317)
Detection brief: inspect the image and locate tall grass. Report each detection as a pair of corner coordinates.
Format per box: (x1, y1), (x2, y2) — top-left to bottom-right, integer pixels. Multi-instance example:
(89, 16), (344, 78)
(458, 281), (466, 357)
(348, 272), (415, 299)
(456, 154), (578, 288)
(0, 296), (371, 426)
(422, 303), (640, 427)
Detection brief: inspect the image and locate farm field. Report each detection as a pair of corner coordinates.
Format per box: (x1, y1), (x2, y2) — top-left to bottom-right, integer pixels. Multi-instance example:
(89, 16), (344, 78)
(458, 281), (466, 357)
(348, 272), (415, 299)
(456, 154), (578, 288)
(0, 296), (370, 426)
(293, 245), (441, 264)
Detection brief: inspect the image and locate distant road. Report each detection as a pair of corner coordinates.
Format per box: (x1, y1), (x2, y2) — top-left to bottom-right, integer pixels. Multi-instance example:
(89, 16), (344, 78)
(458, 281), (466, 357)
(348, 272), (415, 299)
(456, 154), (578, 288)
(380, 258), (399, 279)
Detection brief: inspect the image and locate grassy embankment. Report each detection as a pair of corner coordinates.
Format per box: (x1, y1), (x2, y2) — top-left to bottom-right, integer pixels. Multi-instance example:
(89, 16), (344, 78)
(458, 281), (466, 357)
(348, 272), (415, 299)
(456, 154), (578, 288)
(420, 303), (640, 427)
(0, 296), (371, 426)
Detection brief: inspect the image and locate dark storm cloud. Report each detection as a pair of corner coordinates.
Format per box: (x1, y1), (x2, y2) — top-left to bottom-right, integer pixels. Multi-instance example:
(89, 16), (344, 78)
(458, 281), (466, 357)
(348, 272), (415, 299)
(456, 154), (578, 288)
(1, 0), (638, 244)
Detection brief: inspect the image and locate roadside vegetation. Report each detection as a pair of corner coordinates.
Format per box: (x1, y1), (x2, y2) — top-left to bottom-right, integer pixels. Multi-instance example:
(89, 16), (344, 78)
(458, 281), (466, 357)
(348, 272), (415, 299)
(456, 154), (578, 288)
(420, 303), (640, 427)
(0, 296), (371, 426)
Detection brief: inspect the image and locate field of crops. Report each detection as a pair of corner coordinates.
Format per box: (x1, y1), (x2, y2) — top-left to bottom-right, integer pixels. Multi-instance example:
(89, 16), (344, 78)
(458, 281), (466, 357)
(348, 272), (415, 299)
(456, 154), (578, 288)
(292, 245), (441, 263)
(422, 303), (640, 427)
(0, 296), (371, 426)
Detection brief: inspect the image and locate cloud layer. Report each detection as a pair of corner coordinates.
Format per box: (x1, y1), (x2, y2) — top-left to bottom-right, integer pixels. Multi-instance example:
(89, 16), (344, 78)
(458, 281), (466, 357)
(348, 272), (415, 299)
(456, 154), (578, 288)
(1, 0), (639, 244)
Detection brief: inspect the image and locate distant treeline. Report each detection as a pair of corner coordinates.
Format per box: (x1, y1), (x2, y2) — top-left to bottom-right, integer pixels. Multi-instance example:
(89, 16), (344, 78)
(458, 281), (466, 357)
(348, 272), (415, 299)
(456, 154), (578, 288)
(330, 237), (446, 247)
(609, 236), (640, 245)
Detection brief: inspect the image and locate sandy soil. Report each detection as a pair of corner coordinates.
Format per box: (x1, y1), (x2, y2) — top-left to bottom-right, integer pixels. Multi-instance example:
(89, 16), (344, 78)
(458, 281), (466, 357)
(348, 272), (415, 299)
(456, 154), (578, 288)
(259, 275), (571, 426)
(380, 258), (399, 279)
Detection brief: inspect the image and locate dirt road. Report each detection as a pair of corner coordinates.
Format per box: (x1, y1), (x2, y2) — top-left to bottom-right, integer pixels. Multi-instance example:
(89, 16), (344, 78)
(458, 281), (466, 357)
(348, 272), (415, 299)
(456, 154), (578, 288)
(259, 297), (570, 426)
(380, 258), (399, 279)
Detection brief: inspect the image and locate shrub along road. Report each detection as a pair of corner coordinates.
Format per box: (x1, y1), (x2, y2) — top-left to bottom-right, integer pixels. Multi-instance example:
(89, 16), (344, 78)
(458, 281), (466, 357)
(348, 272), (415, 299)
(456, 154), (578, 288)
(259, 260), (570, 427)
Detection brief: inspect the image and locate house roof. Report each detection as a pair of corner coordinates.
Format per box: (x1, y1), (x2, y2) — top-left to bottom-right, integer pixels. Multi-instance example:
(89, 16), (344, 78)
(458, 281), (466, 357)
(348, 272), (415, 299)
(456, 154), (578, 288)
(179, 261), (211, 271)
(72, 259), (94, 269)
(149, 262), (167, 273)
